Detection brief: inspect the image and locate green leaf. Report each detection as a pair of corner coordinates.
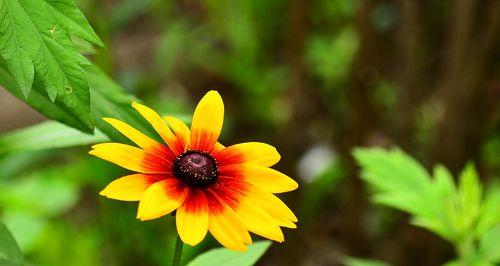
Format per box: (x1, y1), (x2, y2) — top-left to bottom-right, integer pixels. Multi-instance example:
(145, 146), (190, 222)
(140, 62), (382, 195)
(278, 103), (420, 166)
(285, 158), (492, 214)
(477, 224), (500, 265)
(0, 0), (103, 131)
(457, 163), (483, 234)
(0, 65), (93, 133)
(476, 185), (500, 236)
(86, 66), (158, 142)
(353, 147), (500, 265)
(0, 121), (108, 157)
(187, 241), (272, 266)
(2, 211), (47, 253)
(478, 225), (500, 264)
(352, 148), (456, 241)
(0, 64), (157, 137)
(0, 220), (24, 266)
(352, 148), (431, 195)
(343, 257), (392, 266)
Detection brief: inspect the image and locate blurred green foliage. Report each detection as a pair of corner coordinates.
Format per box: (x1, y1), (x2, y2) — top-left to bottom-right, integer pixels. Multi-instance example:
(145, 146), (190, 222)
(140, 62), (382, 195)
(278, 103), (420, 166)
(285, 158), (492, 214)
(0, 0), (498, 265)
(0, 220), (24, 266)
(354, 148), (500, 266)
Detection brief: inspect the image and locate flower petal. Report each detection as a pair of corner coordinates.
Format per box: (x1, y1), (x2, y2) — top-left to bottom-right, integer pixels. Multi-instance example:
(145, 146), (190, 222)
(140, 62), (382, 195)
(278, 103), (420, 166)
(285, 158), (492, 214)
(219, 164), (298, 193)
(164, 116), (190, 152)
(132, 102), (183, 154)
(176, 189), (209, 246)
(248, 185), (298, 228)
(100, 174), (164, 201)
(190, 91), (224, 151)
(208, 207), (250, 252)
(216, 142), (280, 167)
(89, 143), (171, 173)
(137, 179), (187, 221)
(234, 198), (284, 242)
(214, 142), (225, 152)
(245, 165), (298, 193)
(103, 118), (159, 149)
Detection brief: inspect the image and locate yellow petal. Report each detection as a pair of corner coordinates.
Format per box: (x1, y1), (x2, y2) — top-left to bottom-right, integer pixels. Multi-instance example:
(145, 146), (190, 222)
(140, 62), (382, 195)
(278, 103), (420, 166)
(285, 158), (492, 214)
(248, 186), (298, 228)
(102, 118), (159, 149)
(137, 179), (187, 221)
(234, 198), (284, 242)
(214, 142), (225, 152)
(164, 116), (190, 152)
(190, 91), (224, 151)
(208, 202), (250, 251)
(131, 102), (182, 154)
(89, 143), (169, 173)
(216, 142), (280, 167)
(272, 216), (297, 229)
(176, 190), (209, 246)
(100, 174), (162, 201)
(242, 165), (298, 193)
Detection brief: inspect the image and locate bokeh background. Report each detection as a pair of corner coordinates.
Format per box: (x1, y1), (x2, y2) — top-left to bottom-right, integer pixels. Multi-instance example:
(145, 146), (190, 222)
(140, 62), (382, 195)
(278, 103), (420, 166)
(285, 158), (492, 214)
(1, 0), (499, 265)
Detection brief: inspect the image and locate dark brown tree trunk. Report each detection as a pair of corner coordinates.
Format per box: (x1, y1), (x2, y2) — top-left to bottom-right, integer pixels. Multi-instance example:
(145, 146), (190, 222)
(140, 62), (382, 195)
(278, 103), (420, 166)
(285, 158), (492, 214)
(430, 0), (500, 173)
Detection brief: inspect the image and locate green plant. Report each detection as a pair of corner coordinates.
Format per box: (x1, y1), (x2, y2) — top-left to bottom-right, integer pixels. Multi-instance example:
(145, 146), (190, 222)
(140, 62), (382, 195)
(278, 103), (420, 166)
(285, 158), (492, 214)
(0, 2), (280, 265)
(353, 148), (500, 266)
(0, 220), (24, 266)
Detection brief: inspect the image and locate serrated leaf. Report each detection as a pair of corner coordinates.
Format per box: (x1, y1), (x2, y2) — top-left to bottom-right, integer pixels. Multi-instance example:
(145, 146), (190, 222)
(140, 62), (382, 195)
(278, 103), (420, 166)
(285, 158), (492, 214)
(0, 47), (33, 97)
(0, 121), (108, 157)
(0, 64), (156, 138)
(352, 148), (457, 241)
(353, 147), (499, 264)
(432, 165), (456, 201)
(43, 0), (104, 47)
(0, 220), (24, 266)
(187, 241), (271, 266)
(431, 165), (459, 239)
(458, 163), (483, 233)
(352, 148), (436, 213)
(0, 64), (94, 133)
(353, 148), (431, 194)
(0, 0), (103, 131)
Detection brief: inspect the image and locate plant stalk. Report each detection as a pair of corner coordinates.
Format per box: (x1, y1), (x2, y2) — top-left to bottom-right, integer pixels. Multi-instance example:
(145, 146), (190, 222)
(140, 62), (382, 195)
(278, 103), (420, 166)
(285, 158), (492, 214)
(172, 234), (183, 266)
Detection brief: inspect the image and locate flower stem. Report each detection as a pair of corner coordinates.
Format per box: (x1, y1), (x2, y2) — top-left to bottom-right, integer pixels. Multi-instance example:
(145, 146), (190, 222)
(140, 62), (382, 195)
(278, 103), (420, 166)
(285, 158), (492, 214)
(172, 234), (183, 266)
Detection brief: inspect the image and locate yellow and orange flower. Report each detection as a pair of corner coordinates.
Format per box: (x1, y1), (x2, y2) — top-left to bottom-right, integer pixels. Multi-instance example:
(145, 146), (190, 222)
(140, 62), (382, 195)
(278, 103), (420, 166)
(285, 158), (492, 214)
(89, 91), (298, 251)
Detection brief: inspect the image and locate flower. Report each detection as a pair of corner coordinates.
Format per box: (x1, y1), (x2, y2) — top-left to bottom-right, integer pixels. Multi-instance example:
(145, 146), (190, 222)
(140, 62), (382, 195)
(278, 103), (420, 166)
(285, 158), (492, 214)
(89, 91), (298, 251)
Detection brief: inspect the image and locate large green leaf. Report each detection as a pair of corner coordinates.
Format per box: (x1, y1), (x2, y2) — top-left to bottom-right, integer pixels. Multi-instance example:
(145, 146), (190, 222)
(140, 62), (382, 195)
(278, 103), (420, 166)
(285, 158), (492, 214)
(0, 220), (24, 266)
(353, 147), (500, 264)
(353, 148), (454, 239)
(187, 241), (271, 266)
(0, 65), (93, 133)
(0, 65), (156, 138)
(352, 148), (457, 241)
(0, 0), (103, 132)
(0, 121), (107, 156)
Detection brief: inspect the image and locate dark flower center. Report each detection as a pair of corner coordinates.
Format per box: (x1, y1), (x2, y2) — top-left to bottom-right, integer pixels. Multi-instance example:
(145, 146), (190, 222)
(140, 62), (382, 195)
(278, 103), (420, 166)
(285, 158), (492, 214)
(173, 151), (219, 188)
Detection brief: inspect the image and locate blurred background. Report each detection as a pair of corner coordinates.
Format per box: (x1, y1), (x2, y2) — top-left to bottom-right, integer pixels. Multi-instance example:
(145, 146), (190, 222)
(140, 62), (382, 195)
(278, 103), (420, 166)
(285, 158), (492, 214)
(0, 0), (499, 265)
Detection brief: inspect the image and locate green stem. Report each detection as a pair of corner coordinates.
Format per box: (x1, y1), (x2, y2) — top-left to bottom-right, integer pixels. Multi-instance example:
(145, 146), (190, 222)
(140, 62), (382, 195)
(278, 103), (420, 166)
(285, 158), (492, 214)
(172, 234), (183, 266)
(458, 236), (474, 266)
